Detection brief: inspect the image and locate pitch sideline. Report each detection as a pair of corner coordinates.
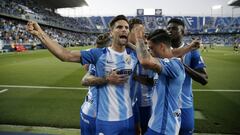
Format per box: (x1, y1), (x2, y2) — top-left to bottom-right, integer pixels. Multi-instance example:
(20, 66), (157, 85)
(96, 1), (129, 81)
(0, 84), (240, 92)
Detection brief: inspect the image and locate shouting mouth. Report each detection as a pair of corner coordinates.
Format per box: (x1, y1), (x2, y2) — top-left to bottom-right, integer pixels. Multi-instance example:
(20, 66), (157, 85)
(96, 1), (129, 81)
(119, 35), (128, 41)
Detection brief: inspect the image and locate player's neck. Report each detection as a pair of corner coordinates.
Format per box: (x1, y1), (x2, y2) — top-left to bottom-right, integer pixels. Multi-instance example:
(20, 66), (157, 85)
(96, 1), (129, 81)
(160, 49), (173, 59)
(111, 43), (126, 53)
(171, 39), (182, 48)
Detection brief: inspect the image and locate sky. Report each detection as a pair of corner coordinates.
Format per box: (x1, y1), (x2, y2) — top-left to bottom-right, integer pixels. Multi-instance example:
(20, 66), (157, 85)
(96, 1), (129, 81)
(56, 0), (240, 17)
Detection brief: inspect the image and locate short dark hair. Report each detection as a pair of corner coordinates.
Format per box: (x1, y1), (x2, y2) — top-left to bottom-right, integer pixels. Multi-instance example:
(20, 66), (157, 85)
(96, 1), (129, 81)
(109, 15), (128, 29)
(129, 18), (143, 31)
(167, 18), (185, 28)
(148, 29), (172, 47)
(96, 32), (111, 48)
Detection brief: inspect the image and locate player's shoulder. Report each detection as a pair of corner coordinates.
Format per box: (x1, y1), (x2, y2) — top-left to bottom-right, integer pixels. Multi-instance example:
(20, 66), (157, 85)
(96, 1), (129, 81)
(126, 47), (137, 58)
(126, 47), (135, 54)
(86, 47), (108, 55)
(162, 57), (183, 68)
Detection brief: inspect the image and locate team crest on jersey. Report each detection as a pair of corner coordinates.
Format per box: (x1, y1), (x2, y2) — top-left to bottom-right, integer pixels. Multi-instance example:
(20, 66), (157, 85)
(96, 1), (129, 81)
(125, 55), (131, 65)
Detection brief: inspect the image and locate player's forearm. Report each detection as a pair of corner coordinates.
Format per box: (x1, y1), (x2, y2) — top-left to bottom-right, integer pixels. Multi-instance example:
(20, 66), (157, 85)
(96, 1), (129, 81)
(172, 45), (192, 57)
(126, 42), (136, 50)
(133, 75), (154, 86)
(136, 39), (162, 73)
(184, 64), (208, 85)
(36, 31), (74, 62)
(136, 39), (152, 65)
(81, 73), (108, 86)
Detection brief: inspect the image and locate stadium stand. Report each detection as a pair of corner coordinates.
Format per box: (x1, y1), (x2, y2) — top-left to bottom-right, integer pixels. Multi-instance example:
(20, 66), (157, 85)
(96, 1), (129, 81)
(0, 0), (239, 52)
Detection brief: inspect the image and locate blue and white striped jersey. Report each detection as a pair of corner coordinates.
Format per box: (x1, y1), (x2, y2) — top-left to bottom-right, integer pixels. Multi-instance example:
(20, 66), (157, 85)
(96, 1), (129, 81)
(81, 64), (97, 118)
(148, 58), (185, 134)
(81, 47), (138, 121)
(181, 48), (206, 108)
(135, 64), (154, 107)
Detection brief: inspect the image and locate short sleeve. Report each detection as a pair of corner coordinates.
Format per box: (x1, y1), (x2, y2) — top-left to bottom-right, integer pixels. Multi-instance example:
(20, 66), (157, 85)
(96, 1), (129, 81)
(190, 50), (206, 69)
(160, 58), (183, 78)
(80, 48), (103, 65)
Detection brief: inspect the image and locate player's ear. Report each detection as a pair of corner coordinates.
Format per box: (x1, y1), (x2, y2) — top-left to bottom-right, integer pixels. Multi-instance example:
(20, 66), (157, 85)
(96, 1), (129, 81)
(109, 31), (113, 38)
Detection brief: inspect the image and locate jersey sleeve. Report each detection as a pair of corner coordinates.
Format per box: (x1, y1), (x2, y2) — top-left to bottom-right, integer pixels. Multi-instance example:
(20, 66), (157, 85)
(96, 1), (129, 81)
(159, 58), (183, 78)
(190, 50), (206, 69)
(80, 48), (103, 65)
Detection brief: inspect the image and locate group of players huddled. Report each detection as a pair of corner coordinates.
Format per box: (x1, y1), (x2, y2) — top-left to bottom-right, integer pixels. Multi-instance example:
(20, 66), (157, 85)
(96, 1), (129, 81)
(26, 15), (208, 135)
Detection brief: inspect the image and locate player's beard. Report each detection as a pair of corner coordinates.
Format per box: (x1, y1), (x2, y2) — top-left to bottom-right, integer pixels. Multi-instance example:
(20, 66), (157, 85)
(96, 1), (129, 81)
(118, 37), (128, 46)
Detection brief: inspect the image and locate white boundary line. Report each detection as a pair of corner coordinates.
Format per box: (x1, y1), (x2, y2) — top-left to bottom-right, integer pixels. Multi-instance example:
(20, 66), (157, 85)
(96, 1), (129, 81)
(193, 89), (240, 92)
(0, 85), (88, 90)
(0, 85), (240, 92)
(0, 89), (8, 94)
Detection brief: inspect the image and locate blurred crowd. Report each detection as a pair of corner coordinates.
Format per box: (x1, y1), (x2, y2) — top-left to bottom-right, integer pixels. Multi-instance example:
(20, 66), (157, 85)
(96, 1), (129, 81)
(0, 18), (97, 47)
(184, 34), (240, 46)
(0, 0), (239, 52)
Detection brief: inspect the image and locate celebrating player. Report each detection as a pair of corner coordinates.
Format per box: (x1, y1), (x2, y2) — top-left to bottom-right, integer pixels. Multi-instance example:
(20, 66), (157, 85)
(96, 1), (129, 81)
(128, 18), (154, 135)
(27, 15), (138, 135)
(167, 18), (208, 135)
(135, 26), (185, 134)
(80, 33), (121, 135)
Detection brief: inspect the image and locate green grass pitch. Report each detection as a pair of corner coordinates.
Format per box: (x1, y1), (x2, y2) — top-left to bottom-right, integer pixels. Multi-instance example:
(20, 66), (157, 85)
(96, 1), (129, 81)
(0, 46), (240, 134)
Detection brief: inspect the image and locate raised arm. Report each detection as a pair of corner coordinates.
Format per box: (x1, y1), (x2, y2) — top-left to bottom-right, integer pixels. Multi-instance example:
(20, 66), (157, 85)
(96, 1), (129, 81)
(172, 39), (201, 57)
(26, 21), (81, 63)
(135, 26), (162, 73)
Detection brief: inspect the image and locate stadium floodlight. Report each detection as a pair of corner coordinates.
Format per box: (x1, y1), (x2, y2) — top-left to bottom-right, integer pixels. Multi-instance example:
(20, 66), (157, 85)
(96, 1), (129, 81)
(212, 5), (222, 10)
(211, 5), (223, 17)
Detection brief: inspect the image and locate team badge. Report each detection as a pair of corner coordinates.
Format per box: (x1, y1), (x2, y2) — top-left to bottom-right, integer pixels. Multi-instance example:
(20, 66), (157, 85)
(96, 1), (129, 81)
(125, 55), (131, 65)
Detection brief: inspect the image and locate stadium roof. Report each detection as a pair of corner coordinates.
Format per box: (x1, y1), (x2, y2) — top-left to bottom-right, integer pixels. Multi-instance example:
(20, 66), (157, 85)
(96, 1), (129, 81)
(228, 0), (240, 6)
(37, 0), (88, 9)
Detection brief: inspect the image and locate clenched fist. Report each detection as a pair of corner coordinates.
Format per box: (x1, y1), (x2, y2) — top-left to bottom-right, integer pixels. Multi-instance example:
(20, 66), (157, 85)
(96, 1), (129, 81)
(189, 39), (201, 51)
(26, 21), (44, 37)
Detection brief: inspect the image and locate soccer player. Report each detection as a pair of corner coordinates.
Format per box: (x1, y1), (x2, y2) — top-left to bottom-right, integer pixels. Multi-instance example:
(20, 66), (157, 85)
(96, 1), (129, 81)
(128, 18), (154, 135)
(201, 44), (208, 53)
(128, 18), (201, 135)
(80, 33), (115, 135)
(135, 26), (185, 135)
(27, 15), (138, 135)
(167, 18), (208, 135)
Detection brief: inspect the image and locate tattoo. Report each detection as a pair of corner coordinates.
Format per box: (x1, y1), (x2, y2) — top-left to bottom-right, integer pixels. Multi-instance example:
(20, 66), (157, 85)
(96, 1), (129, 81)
(81, 72), (108, 86)
(136, 39), (162, 73)
(151, 58), (162, 73)
(136, 39), (151, 59)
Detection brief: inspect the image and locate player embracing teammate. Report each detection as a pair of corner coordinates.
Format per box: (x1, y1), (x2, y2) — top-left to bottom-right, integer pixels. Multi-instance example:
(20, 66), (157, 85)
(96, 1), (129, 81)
(26, 15), (207, 135)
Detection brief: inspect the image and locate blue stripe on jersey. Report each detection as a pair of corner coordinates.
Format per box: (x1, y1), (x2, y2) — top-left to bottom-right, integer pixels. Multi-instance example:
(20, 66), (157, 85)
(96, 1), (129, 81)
(97, 54), (110, 119)
(115, 53), (127, 120)
(129, 72), (136, 105)
(161, 84), (169, 133)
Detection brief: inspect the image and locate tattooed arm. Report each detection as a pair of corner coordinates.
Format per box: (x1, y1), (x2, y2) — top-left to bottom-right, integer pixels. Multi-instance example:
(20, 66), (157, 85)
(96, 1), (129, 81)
(26, 21), (81, 63)
(134, 26), (162, 73)
(81, 71), (129, 86)
(81, 72), (108, 86)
